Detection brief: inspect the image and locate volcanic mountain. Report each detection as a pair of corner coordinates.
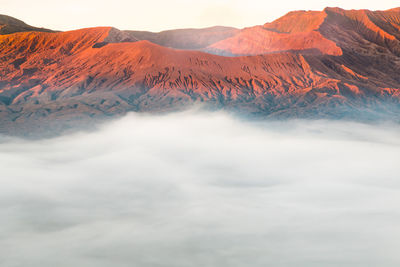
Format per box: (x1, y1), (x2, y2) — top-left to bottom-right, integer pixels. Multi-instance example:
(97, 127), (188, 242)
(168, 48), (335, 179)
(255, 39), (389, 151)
(124, 26), (239, 50)
(0, 14), (53, 35)
(206, 7), (400, 56)
(0, 7), (399, 136)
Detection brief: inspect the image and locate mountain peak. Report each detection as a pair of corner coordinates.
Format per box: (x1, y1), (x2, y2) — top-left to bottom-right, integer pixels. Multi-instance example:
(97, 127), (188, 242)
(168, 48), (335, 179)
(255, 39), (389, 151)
(0, 14), (27, 26)
(0, 14), (53, 35)
(263, 10), (327, 33)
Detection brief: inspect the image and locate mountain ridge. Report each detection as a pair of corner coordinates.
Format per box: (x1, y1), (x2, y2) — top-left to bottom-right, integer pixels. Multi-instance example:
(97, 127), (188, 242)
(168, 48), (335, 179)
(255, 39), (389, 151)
(0, 7), (399, 136)
(0, 14), (53, 35)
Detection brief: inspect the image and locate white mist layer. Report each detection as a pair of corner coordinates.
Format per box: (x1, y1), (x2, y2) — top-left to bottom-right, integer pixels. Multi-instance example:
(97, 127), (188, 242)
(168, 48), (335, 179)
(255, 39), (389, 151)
(1, 111), (400, 267)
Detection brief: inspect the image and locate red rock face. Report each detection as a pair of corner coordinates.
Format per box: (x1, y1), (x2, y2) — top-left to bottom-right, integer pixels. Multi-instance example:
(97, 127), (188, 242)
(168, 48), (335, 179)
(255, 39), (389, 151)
(0, 8), (399, 135)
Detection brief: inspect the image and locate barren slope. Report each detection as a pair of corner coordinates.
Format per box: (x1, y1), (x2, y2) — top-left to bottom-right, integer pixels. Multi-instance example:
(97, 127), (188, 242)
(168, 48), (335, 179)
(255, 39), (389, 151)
(207, 7), (400, 57)
(0, 9), (399, 136)
(125, 26), (239, 50)
(0, 14), (53, 35)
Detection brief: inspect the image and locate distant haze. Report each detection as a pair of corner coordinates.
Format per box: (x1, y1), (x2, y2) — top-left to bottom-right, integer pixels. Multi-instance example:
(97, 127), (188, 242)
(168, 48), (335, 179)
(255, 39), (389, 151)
(1, 0), (398, 31)
(1, 111), (400, 266)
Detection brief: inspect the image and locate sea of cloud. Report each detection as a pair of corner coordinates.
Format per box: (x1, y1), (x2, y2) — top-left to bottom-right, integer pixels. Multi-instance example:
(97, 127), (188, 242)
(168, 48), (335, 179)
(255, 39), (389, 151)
(1, 110), (400, 267)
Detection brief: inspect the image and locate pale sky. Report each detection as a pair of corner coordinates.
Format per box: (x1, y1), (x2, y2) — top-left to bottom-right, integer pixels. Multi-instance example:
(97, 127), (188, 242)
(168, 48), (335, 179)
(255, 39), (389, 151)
(1, 0), (399, 32)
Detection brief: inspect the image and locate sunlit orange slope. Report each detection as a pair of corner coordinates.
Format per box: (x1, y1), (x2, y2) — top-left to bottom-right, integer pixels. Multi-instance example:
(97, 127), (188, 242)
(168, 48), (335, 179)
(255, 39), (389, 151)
(0, 27), (326, 101)
(206, 7), (400, 56)
(0, 7), (399, 135)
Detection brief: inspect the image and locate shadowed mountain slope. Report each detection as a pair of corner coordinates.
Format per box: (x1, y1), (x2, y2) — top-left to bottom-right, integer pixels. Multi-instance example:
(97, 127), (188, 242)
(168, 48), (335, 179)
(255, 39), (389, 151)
(0, 14), (53, 35)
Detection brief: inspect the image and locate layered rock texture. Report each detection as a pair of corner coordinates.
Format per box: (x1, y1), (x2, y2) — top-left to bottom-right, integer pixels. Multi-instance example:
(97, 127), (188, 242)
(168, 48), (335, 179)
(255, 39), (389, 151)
(0, 8), (400, 135)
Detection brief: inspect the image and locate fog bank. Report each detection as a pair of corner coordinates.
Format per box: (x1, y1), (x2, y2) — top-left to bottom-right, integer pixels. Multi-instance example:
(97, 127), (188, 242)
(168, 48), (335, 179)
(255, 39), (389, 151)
(1, 111), (400, 267)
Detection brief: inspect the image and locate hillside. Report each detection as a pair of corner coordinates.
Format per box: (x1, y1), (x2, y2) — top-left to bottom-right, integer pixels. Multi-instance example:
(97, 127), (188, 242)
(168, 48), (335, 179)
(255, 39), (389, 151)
(0, 8), (399, 136)
(206, 7), (400, 56)
(0, 14), (53, 35)
(124, 26), (239, 50)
